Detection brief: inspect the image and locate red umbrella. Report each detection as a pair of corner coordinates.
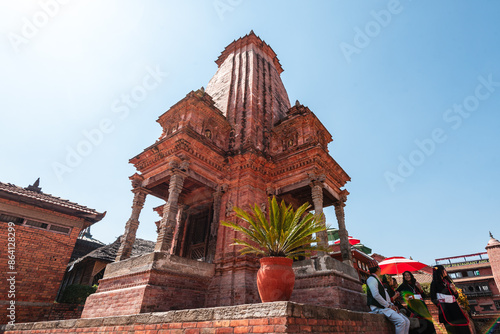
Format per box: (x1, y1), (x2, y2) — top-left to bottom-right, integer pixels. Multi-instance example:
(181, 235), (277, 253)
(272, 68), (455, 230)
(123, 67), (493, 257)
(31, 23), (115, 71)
(378, 256), (428, 275)
(333, 236), (360, 246)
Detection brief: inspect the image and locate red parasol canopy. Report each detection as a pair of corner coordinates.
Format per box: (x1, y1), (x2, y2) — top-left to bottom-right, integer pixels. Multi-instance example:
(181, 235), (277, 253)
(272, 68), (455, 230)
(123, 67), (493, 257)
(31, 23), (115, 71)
(378, 256), (428, 275)
(333, 236), (361, 246)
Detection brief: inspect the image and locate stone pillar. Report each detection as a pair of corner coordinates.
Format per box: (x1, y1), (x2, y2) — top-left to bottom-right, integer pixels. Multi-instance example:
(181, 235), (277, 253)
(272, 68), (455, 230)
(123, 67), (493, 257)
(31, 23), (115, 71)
(206, 184), (225, 263)
(335, 192), (352, 265)
(155, 172), (186, 253)
(171, 204), (187, 255)
(116, 189), (147, 261)
(310, 181), (329, 256)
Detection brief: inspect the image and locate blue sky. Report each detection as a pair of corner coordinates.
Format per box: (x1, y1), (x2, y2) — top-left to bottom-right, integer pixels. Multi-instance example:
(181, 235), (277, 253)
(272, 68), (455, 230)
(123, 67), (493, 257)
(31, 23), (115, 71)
(1, 1), (499, 266)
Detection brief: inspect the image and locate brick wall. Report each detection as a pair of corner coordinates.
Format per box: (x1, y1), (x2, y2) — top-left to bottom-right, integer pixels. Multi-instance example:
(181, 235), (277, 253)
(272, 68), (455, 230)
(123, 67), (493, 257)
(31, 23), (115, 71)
(47, 304), (84, 321)
(0, 221), (80, 324)
(206, 255), (260, 307)
(2, 301), (396, 334)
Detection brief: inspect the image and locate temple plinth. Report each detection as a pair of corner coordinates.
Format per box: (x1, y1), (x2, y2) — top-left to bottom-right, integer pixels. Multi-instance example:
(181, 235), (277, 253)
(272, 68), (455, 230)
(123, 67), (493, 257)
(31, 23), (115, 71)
(81, 31), (365, 318)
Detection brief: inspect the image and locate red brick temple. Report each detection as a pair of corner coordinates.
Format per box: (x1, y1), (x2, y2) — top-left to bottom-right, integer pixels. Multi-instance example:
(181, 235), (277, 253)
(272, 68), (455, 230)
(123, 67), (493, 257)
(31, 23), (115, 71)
(81, 31), (365, 319)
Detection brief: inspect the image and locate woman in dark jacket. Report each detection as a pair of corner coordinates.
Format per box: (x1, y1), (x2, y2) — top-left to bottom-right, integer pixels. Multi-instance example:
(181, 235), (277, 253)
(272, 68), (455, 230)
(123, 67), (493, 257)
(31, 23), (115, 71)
(430, 265), (470, 334)
(381, 275), (403, 308)
(397, 271), (436, 334)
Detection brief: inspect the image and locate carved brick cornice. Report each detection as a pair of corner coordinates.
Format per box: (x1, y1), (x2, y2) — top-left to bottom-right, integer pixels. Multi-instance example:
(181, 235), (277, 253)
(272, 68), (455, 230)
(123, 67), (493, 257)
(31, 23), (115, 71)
(271, 105), (332, 155)
(157, 90), (226, 126)
(270, 151), (350, 190)
(226, 154), (272, 175)
(133, 137), (225, 174)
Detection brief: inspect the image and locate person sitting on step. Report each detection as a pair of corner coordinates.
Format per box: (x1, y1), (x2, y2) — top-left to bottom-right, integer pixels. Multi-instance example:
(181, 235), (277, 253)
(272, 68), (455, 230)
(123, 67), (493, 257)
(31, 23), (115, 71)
(367, 262), (410, 334)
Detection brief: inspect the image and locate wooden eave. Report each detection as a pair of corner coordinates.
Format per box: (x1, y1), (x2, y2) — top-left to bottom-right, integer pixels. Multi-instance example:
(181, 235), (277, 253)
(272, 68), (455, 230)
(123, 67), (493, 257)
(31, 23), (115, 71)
(0, 185), (105, 224)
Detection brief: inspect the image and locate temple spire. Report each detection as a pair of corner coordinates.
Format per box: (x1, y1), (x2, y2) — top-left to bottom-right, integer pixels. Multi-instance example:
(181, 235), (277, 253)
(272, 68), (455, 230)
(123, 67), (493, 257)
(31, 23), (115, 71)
(206, 32), (291, 152)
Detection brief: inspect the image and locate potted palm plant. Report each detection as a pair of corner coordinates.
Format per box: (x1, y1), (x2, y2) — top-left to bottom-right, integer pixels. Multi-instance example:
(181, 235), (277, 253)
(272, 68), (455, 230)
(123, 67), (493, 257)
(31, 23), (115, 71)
(222, 196), (327, 302)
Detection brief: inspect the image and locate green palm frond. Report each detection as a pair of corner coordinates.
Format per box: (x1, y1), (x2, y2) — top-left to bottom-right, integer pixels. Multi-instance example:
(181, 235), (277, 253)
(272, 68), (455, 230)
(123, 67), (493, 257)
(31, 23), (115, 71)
(221, 196), (328, 259)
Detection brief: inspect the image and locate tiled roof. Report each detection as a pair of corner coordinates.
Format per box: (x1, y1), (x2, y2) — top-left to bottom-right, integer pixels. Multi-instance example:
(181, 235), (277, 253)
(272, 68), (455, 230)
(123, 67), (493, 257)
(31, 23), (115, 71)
(68, 237), (155, 267)
(70, 232), (106, 262)
(0, 181), (104, 221)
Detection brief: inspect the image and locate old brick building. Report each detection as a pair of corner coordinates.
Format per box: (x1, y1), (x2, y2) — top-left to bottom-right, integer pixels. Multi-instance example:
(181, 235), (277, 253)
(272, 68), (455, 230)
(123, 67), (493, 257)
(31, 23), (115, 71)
(0, 179), (104, 324)
(81, 31), (364, 318)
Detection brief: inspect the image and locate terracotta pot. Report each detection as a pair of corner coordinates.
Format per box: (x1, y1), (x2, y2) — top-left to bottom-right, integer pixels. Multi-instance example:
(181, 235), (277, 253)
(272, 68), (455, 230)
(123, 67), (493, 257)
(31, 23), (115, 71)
(257, 257), (295, 302)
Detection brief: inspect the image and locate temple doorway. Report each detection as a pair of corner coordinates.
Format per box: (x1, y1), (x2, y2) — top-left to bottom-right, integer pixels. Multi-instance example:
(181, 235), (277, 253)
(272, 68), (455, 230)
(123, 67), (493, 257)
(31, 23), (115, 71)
(183, 206), (212, 261)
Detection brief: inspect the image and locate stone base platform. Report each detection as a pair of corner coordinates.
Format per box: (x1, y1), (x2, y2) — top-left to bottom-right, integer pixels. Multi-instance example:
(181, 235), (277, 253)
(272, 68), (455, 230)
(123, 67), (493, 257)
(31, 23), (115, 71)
(292, 256), (368, 312)
(81, 251), (367, 320)
(81, 252), (215, 318)
(2, 301), (394, 334)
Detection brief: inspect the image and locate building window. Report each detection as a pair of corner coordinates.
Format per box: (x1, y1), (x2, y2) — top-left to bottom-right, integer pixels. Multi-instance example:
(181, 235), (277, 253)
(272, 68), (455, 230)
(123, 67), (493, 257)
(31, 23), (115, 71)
(463, 283), (492, 297)
(24, 219), (71, 235)
(25, 220), (49, 229)
(467, 271), (480, 277)
(204, 129), (212, 139)
(49, 224), (71, 234)
(1, 213), (72, 235)
(494, 300), (500, 310)
(450, 272), (463, 279)
(0, 214), (24, 225)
